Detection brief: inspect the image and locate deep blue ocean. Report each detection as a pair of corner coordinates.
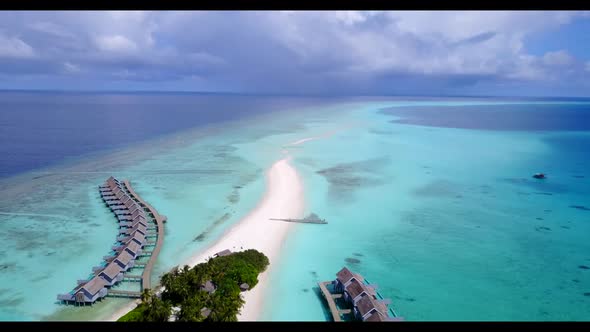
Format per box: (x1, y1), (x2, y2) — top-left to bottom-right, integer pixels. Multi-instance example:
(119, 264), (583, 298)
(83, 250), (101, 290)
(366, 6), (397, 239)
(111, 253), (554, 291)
(0, 92), (330, 178)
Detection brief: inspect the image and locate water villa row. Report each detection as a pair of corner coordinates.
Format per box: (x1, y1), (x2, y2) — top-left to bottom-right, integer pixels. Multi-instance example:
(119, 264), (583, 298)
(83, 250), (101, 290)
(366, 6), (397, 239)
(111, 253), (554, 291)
(318, 267), (403, 322)
(57, 176), (166, 305)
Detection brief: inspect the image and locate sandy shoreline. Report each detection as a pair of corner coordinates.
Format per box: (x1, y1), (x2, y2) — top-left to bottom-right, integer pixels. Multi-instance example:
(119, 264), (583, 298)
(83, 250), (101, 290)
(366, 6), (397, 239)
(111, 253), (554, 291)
(107, 154), (305, 321)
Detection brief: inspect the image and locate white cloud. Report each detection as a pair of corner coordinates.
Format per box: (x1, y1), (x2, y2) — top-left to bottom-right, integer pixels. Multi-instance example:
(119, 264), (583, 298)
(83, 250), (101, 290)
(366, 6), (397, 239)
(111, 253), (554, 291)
(332, 11), (367, 25)
(543, 50), (574, 66)
(28, 21), (75, 39)
(264, 11), (587, 82)
(94, 35), (138, 53)
(108, 11), (148, 22)
(0, 33), (34, 58)
(185, 52), (226, 66)
(63, 62), (80, 74)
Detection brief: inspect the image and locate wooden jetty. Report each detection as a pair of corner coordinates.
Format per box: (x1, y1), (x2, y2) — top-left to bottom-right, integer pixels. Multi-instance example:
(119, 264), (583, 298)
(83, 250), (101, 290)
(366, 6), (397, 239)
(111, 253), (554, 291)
(123, 179), (166, 291)
(57, 176), (166, 305)
(108, 290), (142, 298)
(270, 213), (327, 224)
(318, 281), (344, 322)
(123, 275), (143, 281)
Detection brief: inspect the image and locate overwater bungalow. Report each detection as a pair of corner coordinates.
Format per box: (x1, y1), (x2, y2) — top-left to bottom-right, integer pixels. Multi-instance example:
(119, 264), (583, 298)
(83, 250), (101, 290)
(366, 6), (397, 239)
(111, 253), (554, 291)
(110, 204), (128, 211)
(344, 279), (370, 304)
(101, 190), (116, 197)
(117, 214), (132, 222)
(364, 311), (388, 322)
(319, 267), (401, 322)
(114, 209), (131, 216)
(105, 176), (119, 185)
(105, 184), (120, 193)
(99, 179), (117, 190)
(131, 209), (145, 220)
(120, 195), (132, 204)
(131, 215), (148, 227)
(114, 250), (135, 271)
(124, 240), (143, 258)
(101, 190), (117, 199)
(354, 294), (390, 321)
(128, 204), (142, 215)
(334, 267), (363, 293)
(128, 232), (146, 246)
(101, 193), (117, 200)
(69, 277), (108, 304)
(111, 186), (123, 196)
(121, 223), (148, 236)
(113, 232), (146, 251)
(98, 262), (124, 286)
(124, 205), (138, 214)
(115, 191), (127, 200)
(124, 199), (136, 208)
(121, 215), (147, 228)
(124, 229), (146, 242)
(106, 200), (123, 207)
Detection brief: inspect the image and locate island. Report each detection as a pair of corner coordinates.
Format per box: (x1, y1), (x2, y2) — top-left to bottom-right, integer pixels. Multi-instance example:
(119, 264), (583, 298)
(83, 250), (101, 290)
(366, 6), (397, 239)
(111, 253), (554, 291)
(118, 249), (269, 322)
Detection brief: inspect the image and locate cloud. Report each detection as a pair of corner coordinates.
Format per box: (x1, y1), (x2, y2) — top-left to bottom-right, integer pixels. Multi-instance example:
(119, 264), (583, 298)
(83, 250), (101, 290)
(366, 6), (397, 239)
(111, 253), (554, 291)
(63, 62), (80, 74)
(543, 50), (574, 66)
(0, 11), (587, 95)
(453, 31), (497, 47)
(94, 35), (138, 54)
(0, 33), (34, 58)
(27, 21), (75, 39)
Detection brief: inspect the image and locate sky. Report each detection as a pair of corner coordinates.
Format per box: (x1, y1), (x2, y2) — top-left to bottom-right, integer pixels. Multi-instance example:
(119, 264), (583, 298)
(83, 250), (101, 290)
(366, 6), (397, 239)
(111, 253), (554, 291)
(0, 11), (589, 97)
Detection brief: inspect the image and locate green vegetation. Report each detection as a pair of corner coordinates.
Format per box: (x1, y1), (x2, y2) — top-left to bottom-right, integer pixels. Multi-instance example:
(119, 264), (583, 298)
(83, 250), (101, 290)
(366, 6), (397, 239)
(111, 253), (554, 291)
(118, 249), (269, 322)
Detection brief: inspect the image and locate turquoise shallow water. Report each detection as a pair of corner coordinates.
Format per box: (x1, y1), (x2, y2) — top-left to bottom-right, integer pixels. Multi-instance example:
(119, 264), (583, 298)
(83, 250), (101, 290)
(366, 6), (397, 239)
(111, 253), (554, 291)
(0, 104), (311, 321)
(0, 97), (589, 321)
(261, 102), (590, 321)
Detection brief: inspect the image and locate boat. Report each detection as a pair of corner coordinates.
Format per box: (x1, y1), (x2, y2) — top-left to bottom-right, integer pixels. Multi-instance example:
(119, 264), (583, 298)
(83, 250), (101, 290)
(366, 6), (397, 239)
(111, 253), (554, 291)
(533, 173), (546, 179)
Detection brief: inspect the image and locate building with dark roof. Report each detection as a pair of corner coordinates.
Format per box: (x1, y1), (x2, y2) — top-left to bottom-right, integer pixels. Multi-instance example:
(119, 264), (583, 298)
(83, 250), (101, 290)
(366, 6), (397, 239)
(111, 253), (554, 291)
(334, 267), (364, 293)
(214, 249), (232, 257)
(114, 250), (135, 271)
(200, 280), (216, 294)
(124, 240), (143, 258)
(344, 279), (369, 304)
(325, 267), (401, 322)
(99, 262), (124, 286)
(75, 277), (108, 303)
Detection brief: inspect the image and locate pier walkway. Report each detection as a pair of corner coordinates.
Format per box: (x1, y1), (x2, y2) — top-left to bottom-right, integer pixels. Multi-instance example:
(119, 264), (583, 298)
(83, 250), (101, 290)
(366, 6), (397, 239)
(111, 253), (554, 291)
(318, 281), (343, 322)
(122, 180), (166, 291)
(108, 290), (142, 298)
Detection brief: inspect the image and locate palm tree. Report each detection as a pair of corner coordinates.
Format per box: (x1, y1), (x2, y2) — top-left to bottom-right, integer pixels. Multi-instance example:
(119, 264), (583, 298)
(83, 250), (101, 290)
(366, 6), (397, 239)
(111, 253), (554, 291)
(141, 288), (153, 304)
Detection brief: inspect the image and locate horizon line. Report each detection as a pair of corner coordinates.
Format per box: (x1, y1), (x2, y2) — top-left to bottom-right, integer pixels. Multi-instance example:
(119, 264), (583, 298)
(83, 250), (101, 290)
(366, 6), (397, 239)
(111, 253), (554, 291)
(0, 88), (589, 100)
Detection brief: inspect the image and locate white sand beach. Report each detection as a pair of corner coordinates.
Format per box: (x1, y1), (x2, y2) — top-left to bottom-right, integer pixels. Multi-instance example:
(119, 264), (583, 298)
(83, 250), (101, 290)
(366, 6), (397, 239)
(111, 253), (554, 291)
(108, 152), (305, 321)
(185, 156), (305, 321)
